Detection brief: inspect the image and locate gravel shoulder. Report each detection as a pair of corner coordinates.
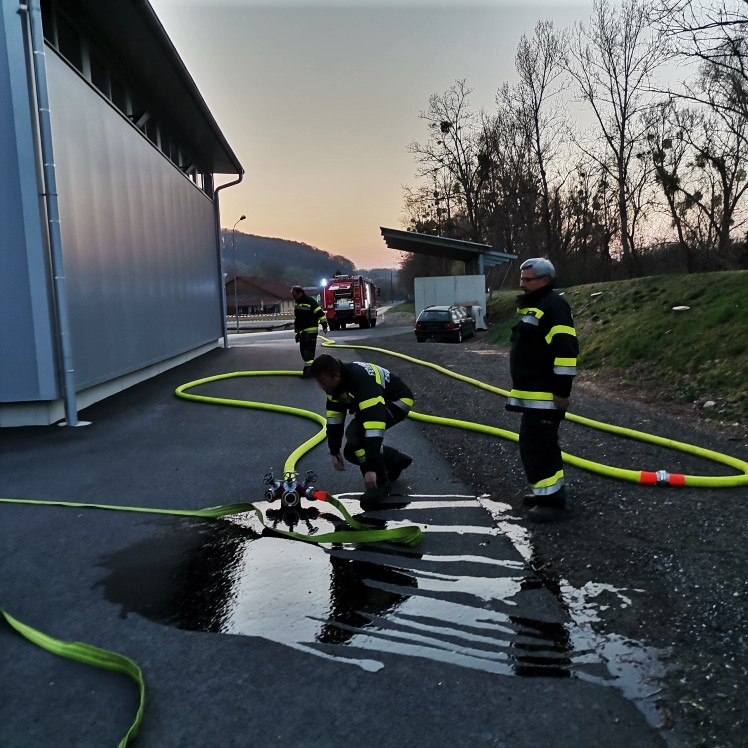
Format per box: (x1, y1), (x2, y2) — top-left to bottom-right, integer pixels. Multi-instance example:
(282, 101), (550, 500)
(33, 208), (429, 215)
(361, 329), (748, 748)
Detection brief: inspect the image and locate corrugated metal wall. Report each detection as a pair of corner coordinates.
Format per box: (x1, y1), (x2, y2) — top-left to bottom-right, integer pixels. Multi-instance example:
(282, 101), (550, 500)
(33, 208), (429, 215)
(0, 4), (59, 402)
(46, 51), (221, 390)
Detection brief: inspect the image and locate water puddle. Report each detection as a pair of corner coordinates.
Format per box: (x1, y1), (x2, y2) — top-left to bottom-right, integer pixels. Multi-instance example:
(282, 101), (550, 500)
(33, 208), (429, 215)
(477, 496), (669, 727)
(97, 493), (668, 723)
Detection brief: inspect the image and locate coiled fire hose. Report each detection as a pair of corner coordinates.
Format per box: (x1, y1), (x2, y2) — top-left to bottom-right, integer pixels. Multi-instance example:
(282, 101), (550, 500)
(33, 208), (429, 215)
(2, 335), (746, 746)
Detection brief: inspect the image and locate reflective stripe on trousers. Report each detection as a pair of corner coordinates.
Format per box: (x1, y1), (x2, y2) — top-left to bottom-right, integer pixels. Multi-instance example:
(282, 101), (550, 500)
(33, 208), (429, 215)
(532, 469), (565, 496)
(508, 389), (556, 410)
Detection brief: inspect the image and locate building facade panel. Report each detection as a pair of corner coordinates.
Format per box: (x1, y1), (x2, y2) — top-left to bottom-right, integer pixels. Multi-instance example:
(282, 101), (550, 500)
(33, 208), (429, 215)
(46, 49), (221, 390)
(0, 3), (60, 402)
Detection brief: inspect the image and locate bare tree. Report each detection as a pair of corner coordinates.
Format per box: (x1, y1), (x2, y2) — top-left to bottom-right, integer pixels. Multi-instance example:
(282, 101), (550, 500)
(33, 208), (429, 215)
(559, 162), (619, 282)
(567, 0), (669, 276)
(407, 80), (492, 242)
(513, 20), (569, 259)
(480, 98), (538, 256)
(657, 1), (748, 120)
(680, 108), (748, 257)
(644, 99), (695, 266)
(401, 169), (464, 238)
(645, 57), (748, 263)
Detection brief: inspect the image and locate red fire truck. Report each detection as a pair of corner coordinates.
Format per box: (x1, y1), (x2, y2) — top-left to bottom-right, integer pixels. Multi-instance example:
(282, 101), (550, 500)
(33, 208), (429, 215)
(321, 274), (379, 330)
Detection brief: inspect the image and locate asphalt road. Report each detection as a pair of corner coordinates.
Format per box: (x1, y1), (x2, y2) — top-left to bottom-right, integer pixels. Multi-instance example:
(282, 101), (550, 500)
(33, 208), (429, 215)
(0, 328), (667, 747)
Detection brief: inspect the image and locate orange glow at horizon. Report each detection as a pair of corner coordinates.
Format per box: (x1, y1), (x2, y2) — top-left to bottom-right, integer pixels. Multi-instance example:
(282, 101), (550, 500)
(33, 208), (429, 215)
(151, 1), (592, 270)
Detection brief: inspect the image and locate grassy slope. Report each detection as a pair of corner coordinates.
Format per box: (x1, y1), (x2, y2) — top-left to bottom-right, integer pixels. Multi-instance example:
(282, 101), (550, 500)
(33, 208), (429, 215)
(388, 301), (415, 314)
(487, 271), (748, 421)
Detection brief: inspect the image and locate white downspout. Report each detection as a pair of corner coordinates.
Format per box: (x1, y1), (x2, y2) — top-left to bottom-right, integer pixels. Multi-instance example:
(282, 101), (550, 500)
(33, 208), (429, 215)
(214, 172), (244, 348)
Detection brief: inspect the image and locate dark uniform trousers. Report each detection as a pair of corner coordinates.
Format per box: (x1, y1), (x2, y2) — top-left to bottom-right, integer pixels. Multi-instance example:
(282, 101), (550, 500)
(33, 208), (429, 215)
(519, 410), (565, 499)
(343, 404), (408, 484)
(299, 331), (318, 366)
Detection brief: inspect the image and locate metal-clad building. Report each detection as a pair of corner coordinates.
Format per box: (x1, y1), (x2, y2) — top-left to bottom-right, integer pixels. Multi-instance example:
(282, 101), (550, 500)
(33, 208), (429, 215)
(1, 0), (242, 426)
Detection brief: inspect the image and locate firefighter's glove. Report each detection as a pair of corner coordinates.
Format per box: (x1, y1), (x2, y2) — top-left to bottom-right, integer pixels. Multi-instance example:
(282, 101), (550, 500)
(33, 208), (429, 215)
(322, 324), (328, 333)
(295, 333), (300, 343)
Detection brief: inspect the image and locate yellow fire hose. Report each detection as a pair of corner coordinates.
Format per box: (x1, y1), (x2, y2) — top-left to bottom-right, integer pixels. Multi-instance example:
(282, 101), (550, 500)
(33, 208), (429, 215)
(316, 336), (748, 489)
(2, 335), (746, 746)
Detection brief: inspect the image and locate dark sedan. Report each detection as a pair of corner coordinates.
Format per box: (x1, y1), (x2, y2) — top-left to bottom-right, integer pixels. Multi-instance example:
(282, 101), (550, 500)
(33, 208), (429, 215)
(414, 305), (475, 343)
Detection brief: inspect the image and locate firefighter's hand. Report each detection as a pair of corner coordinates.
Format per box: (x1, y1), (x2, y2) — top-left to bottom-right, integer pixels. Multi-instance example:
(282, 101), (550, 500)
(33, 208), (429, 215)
(363, 471), (378, 490)
(295, 333), (300, 343)
(322, 324), (328, 333)
(331, 454), (345, 472)
(553, 395), (570, 411)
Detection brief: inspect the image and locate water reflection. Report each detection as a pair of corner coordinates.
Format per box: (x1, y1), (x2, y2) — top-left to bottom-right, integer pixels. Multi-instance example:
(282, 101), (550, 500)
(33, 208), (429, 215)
(96, 498), (575, 679)
(317, 557), (417, 645)
(97, 516), (415, 651)
(96, 519), (259, 633)
(96, 490), (665, 722)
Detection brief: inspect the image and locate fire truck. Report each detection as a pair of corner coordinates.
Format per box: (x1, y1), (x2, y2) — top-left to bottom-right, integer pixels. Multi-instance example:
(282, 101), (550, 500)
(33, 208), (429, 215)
(321, 274), (379, 330)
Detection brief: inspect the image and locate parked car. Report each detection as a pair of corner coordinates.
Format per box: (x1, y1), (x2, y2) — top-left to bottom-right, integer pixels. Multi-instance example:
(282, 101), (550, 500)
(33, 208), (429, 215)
(414, 305), (476, 343)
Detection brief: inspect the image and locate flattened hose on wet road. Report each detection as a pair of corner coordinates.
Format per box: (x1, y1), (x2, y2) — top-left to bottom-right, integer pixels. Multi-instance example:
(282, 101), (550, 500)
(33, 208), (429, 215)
(2, 335), (746, 746)
(0, 370), (423, 746)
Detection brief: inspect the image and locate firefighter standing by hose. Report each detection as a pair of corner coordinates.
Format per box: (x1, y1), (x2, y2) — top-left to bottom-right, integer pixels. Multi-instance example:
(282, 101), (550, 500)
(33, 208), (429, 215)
(310, 354), (413, 502)
(506, 258), (578, 523)
(292, 285), (327, 378)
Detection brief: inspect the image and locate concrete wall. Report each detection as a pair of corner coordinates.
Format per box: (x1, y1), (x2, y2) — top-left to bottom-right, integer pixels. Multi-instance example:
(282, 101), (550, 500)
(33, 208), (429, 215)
(414, 275), (487, 318)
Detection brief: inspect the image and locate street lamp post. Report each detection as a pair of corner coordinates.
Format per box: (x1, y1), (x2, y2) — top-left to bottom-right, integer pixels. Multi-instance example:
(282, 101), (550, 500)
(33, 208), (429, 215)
(232, 215), (246, 331)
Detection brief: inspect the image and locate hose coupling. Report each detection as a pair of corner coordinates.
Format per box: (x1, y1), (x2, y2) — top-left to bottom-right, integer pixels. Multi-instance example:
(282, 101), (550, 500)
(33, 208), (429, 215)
(281, 489), (301, 508)
(655, 470), (670, 486)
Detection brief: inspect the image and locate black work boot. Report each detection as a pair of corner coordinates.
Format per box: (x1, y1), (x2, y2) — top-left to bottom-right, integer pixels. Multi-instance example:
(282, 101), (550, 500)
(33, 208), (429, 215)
(360, 480), (392, 505)
(525, 488), (567, 523)
(361, 480), (391, 501)
(528, 504), (568, 523)
(384, 449), (413, 483)
(523, 493), (539, 507)
(523, 485), (570, 508)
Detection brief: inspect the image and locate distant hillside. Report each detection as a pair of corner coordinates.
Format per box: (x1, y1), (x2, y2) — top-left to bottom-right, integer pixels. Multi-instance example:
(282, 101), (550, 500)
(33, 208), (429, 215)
(486, 271), (747, 423)
(220, 231), (355, 286)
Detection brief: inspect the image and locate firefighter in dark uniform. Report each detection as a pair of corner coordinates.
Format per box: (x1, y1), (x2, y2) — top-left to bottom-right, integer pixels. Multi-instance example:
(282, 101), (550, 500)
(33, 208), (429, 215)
(309, 354), (413, 501)
(291, 285), (327, 377)
(506, 258), (578, 523)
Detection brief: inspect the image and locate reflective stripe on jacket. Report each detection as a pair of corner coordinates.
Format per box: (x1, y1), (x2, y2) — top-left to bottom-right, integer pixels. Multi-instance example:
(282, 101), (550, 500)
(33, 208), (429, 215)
(325, 361), (413, 471)
(294, 293), (326, 333)
(507, 284), (578, 412)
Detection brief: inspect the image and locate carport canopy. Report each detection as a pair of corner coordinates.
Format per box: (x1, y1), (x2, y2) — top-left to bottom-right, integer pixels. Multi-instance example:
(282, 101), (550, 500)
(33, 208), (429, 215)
(380, 227), (516, 274)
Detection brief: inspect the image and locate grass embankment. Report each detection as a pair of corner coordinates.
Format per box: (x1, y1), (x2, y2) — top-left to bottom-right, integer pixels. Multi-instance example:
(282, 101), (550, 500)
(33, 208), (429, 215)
(487, 271), (748, 422)
(388, 301), (415, 314)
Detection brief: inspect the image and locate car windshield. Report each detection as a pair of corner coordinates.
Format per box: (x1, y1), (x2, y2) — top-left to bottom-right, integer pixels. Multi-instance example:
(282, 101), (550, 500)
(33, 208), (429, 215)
(419, 311), (450, 321)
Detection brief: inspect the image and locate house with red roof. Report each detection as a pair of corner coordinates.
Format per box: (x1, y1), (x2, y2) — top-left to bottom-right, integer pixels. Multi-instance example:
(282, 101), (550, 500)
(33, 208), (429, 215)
(225, 277), (294, 315)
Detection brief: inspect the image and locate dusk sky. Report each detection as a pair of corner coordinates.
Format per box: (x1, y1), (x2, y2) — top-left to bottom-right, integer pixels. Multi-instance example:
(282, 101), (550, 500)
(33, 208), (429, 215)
(149, 1), (591, 268)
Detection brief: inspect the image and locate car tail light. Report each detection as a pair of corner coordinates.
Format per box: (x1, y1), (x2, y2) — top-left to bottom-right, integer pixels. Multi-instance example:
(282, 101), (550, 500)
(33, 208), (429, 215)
(415, 322), (423, 329)
(445, 322), (456, 329)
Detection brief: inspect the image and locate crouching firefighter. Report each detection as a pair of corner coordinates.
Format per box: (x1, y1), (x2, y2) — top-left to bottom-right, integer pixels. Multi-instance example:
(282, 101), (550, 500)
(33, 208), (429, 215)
(309, 354), (414, 501)
(506, 258), (578, 523)
(292, 285), (328, 377)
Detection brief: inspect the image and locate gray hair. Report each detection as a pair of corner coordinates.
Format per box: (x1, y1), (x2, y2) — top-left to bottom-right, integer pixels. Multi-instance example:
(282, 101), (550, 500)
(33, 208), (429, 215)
(520, 257), (556, 279)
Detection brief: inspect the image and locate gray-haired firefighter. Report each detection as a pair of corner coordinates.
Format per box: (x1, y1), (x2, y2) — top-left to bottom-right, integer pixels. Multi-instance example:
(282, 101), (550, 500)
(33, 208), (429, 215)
(291, 285), (327, 378)
(309, 354), (413, 501)
(506, 257), (578, 523)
